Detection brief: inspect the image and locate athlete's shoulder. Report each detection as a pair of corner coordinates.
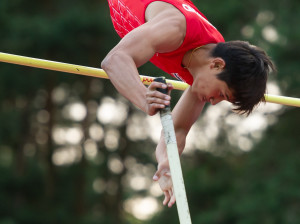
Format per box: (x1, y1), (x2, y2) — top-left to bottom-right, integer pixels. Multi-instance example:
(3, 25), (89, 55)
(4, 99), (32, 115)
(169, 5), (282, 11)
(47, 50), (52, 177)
(145, 1), (186, 22)
(143, 2), (187, 53)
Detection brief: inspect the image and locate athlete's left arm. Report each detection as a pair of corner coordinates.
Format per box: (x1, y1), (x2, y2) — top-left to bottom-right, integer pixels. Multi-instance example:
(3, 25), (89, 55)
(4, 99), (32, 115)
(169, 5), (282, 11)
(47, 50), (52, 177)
(156, 86), (205, 164)
(153, 87), (206, 207)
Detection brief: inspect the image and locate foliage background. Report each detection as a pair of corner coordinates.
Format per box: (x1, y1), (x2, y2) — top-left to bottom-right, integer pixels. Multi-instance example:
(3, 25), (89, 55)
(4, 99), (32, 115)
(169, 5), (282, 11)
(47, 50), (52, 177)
(0, 0), (299, 223)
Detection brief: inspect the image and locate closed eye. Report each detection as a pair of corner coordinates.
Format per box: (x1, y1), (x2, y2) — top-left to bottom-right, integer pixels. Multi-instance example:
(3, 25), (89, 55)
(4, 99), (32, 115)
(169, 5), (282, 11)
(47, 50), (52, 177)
(220, 92), (231, 101)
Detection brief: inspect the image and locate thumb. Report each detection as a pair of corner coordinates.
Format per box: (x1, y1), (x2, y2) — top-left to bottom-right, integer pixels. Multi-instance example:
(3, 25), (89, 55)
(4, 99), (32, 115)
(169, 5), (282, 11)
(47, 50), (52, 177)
(153, 167), (171, 181)
(153, 164), (164, 181)
(164, 171), (171, 177)
(153, 170), (160, 181)
(167, 83), (173, 95)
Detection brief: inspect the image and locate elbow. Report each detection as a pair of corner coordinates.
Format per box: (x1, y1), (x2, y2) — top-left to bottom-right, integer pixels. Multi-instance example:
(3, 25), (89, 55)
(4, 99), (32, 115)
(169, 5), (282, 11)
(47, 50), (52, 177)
(101, 51), (129, 73)
(101, 51), (119, 72)
(101, 54), (113, 72)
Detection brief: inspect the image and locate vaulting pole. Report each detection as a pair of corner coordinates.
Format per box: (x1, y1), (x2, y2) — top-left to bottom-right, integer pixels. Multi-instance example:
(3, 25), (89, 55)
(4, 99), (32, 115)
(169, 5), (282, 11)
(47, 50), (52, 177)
(155, 77), (192, 224)
(0, 52), (300, 107)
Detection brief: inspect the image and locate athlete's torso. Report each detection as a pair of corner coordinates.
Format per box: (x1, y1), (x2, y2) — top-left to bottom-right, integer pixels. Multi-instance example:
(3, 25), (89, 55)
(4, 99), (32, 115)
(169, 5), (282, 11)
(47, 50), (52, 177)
(108, 0), (225, 85)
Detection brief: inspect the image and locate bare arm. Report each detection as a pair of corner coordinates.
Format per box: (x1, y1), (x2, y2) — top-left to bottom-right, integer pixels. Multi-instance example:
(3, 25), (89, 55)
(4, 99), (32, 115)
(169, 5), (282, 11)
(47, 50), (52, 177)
(153, 87), (205, 207)
(156, 87), (206, 164)
(101, 5), (186, 115)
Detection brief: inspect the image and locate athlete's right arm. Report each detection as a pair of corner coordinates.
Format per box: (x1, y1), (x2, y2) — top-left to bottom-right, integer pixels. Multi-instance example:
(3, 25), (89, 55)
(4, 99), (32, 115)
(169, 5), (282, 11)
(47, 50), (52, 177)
(101, 5), (186, 115)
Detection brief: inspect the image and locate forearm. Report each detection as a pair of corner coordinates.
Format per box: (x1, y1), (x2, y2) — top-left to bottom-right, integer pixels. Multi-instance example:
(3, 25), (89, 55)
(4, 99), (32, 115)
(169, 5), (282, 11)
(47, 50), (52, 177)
(156, 87), (205, 164)
(156, 128), (188, 164)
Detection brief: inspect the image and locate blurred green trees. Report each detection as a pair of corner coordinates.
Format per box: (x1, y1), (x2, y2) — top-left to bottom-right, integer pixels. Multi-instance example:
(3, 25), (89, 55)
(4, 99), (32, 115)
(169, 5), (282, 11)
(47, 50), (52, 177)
(0, 0), (299, 223)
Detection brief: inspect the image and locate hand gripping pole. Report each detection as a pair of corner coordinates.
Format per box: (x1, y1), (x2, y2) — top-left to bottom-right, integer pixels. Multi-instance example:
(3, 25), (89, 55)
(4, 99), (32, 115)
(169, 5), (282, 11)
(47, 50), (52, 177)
(154, 77), (192, 224)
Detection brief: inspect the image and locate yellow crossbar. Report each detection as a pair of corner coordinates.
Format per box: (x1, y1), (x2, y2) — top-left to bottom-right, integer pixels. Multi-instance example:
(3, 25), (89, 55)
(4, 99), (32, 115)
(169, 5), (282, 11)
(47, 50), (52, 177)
(0, 52), (299, 107)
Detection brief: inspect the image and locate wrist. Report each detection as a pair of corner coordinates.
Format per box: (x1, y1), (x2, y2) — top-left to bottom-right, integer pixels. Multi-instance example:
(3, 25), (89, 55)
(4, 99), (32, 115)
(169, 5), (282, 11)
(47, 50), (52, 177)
(155, 134), (168, 164)
(155, 148), (168, 164)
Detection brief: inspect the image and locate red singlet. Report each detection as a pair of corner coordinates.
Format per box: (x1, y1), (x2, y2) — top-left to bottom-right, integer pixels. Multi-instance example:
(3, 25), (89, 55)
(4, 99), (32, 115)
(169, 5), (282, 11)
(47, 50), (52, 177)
(108, 0), (225, 85)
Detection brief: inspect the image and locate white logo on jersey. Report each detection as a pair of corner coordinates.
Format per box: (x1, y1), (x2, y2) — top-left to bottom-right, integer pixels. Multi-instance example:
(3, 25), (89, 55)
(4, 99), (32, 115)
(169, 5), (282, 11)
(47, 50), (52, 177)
(171, 73), (184, 82)
(182, 4), (216, 30)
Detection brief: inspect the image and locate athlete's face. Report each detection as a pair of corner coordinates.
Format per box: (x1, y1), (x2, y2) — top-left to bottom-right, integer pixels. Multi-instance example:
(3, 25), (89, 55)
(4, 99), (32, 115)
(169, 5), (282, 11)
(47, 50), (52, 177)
(191, 67), (234, 105)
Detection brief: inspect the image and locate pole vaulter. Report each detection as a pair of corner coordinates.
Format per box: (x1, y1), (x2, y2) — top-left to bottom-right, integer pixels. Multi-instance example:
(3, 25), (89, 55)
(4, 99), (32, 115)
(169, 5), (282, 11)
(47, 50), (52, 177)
(1, 51), (300, 224)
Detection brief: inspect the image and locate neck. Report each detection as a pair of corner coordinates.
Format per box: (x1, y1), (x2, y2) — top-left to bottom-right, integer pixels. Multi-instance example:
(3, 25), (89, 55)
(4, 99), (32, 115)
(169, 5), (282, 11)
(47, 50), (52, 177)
(182, 44), (216, 74)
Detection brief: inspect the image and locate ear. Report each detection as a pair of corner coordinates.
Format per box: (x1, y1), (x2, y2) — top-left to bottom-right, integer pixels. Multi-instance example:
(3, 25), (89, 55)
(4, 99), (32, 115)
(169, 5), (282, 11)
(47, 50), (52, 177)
(210, 58), (225, 70)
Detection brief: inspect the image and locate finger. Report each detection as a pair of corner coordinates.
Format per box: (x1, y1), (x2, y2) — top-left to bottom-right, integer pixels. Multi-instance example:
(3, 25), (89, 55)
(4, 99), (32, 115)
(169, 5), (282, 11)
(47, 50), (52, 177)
(147, 107), (160, 117)
(148, 82), (171, 101)
(168, 190), (173, 199)
(164, 171), (171, 177)
(163, 191), (170, 206)
(146, 97), (170, 106)
(167, 83), (174, 89)
(166, 83), (174, 95)
(149, 81), (168, 91)
(167, 189), (173, 207)
(146, 90), (171, 102)
(148, 103), (167, 112)
(154, 162), (171, 180)
(153, 167), (168, 181)
(168, 193), (176, 208)
(153, 170), (160, 181)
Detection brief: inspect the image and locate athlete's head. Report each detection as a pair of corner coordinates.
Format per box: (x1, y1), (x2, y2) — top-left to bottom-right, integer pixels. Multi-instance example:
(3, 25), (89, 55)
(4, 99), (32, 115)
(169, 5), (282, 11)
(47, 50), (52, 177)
(211, 40), (276, 115)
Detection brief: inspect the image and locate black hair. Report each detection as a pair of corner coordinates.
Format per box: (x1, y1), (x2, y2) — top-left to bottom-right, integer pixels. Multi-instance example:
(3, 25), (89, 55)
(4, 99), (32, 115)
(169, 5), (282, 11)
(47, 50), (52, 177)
(211, 40), (276, 115)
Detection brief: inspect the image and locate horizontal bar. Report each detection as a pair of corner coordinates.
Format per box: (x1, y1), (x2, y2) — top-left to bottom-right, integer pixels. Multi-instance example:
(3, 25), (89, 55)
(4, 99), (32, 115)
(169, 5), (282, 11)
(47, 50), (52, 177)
(0, 52), (188, 91)
(0, 52), (299, 107)
(265, 94), (300, 107)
